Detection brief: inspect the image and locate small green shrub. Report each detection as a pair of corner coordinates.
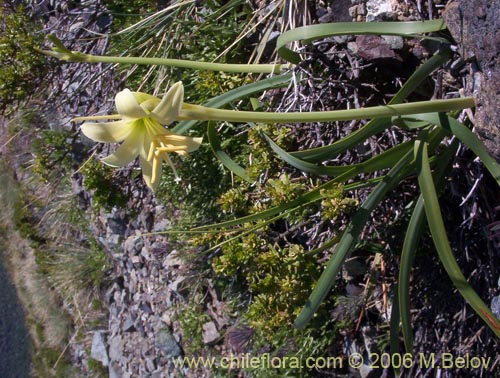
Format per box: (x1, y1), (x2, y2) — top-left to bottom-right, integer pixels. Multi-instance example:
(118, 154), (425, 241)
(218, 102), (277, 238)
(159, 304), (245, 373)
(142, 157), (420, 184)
(0, 3), (47, 113)
(178, 294), (212, 354)
(32, 129), (76, 180)
(81, 159), (129, 211)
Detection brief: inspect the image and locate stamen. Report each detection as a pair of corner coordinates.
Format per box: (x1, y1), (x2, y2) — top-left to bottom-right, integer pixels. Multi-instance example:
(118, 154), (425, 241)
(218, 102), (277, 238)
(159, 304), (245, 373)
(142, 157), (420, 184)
(157, 145), (189, 153)
(147, 140), (157, 162)
(151, 150), (160, 184)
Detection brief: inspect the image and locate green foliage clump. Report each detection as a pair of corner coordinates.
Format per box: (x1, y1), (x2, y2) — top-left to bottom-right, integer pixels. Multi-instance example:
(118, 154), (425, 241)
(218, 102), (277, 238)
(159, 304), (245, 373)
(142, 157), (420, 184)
(218, 187), (249, 216)
(214, 237), (320, 332)
(0, 3), (46, 113)
(246, 244), (319, 330)
(104, 0), (157, 29)
(32, 129), (76, 180)
(154, 144), (231, 222)
(266, 173), (306, 205)
(12, 190), (45, 246)
(178, 293), (212, 354)
(320, 185), (358, 221)
(36, 240), (110, 302)
(245, 125), (293, 181)
(81, 159), (128, 211)
(190, 71), (249, 103)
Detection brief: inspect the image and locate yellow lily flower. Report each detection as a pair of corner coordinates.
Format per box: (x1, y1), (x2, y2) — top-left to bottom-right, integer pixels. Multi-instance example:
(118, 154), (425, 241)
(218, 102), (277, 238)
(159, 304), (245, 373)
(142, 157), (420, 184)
(76, 82), (203, 192)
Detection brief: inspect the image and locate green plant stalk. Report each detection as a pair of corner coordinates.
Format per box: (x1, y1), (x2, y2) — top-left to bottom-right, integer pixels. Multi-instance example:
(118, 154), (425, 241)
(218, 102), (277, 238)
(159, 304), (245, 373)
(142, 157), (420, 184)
(180, 97), (474, 123)
(173, 73), (293, 134)
(264, 132), (414, 176)
(38, 35), (289, 74)
(74, 53), (289, 74)
(415, 141), (500, 339)
(398, 196), (424, 353)
(405, 113), (500, 184)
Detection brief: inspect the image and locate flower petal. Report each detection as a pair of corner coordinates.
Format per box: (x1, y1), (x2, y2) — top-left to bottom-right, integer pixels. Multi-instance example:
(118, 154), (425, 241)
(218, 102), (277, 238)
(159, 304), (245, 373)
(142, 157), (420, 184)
(131, 91), (159, 105)
(140, 132), (152, 161)
(81, 120), (133, 143)
(151, 81), (184, 125)
(116, 89), (147, 120)
(164, 134), (203, 152)
(101, 132), (143, 167)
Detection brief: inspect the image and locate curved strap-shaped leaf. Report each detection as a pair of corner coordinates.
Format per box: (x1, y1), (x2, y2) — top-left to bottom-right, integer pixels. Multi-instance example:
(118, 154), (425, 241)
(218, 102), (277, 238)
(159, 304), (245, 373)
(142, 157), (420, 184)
(277, 20), (447, 64)
(415, 141), (500, 338)
(398, 196), (424, 353)
(207, 122), (252, 182)
(399, 138), (457, 353)
(173, 73), (293, 134)
(264, 132), (413, 176)
(290, 48), (452, 162)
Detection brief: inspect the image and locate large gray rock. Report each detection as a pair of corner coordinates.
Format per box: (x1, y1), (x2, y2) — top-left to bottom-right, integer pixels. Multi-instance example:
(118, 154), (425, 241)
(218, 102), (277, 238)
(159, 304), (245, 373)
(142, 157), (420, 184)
(444, 0), (500, 160)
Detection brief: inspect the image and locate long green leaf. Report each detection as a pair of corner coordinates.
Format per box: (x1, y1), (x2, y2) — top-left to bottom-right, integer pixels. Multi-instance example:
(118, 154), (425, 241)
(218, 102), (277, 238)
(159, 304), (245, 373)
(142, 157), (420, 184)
(290, 49), (451, 162)
(415, 141), (500, 338)
(294, 149), (415, 328)
(207, 123), (252, 182)
(264, 132), (413, 175)
(173, 73), (293, 134)
(277, 20), (447, 64)
(398, 196), (424, 353)
(398, 137), (457, 353)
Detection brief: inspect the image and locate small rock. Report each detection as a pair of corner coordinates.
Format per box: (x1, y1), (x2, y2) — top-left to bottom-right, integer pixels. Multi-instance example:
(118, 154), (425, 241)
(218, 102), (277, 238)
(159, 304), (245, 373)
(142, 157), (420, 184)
(202, 321), (221, 344)
(153, 218), (171, 232)
(381, 35), (404, 50)
(90, 331), (109, 367)
(491, 296), (500, 318)
(355, 35), (398, 60)
(145, 357), (156, 372)
(365, 0), (395, 21)
(109, 361), (122, 378)
(108, 335), (125, 362)
(106, 234), (122, 248)
(155, 329), (182, 358)
(347, 42), (359, 55)
(122, 315), (136, 332)
(124, 236), (144, 255)
(107, 208), (127, 235)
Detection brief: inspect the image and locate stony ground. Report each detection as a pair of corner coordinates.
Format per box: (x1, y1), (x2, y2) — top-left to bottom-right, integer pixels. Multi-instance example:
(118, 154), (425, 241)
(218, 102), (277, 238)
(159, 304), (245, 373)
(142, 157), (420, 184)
(5, 0), (500, 377)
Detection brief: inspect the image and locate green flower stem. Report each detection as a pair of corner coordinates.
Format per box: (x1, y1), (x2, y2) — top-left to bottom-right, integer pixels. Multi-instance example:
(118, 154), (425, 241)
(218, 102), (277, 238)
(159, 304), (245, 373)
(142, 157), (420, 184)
(179, 97), (475, 123)
(39, 36), (289, 74)
(81, 54), (288, 74)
